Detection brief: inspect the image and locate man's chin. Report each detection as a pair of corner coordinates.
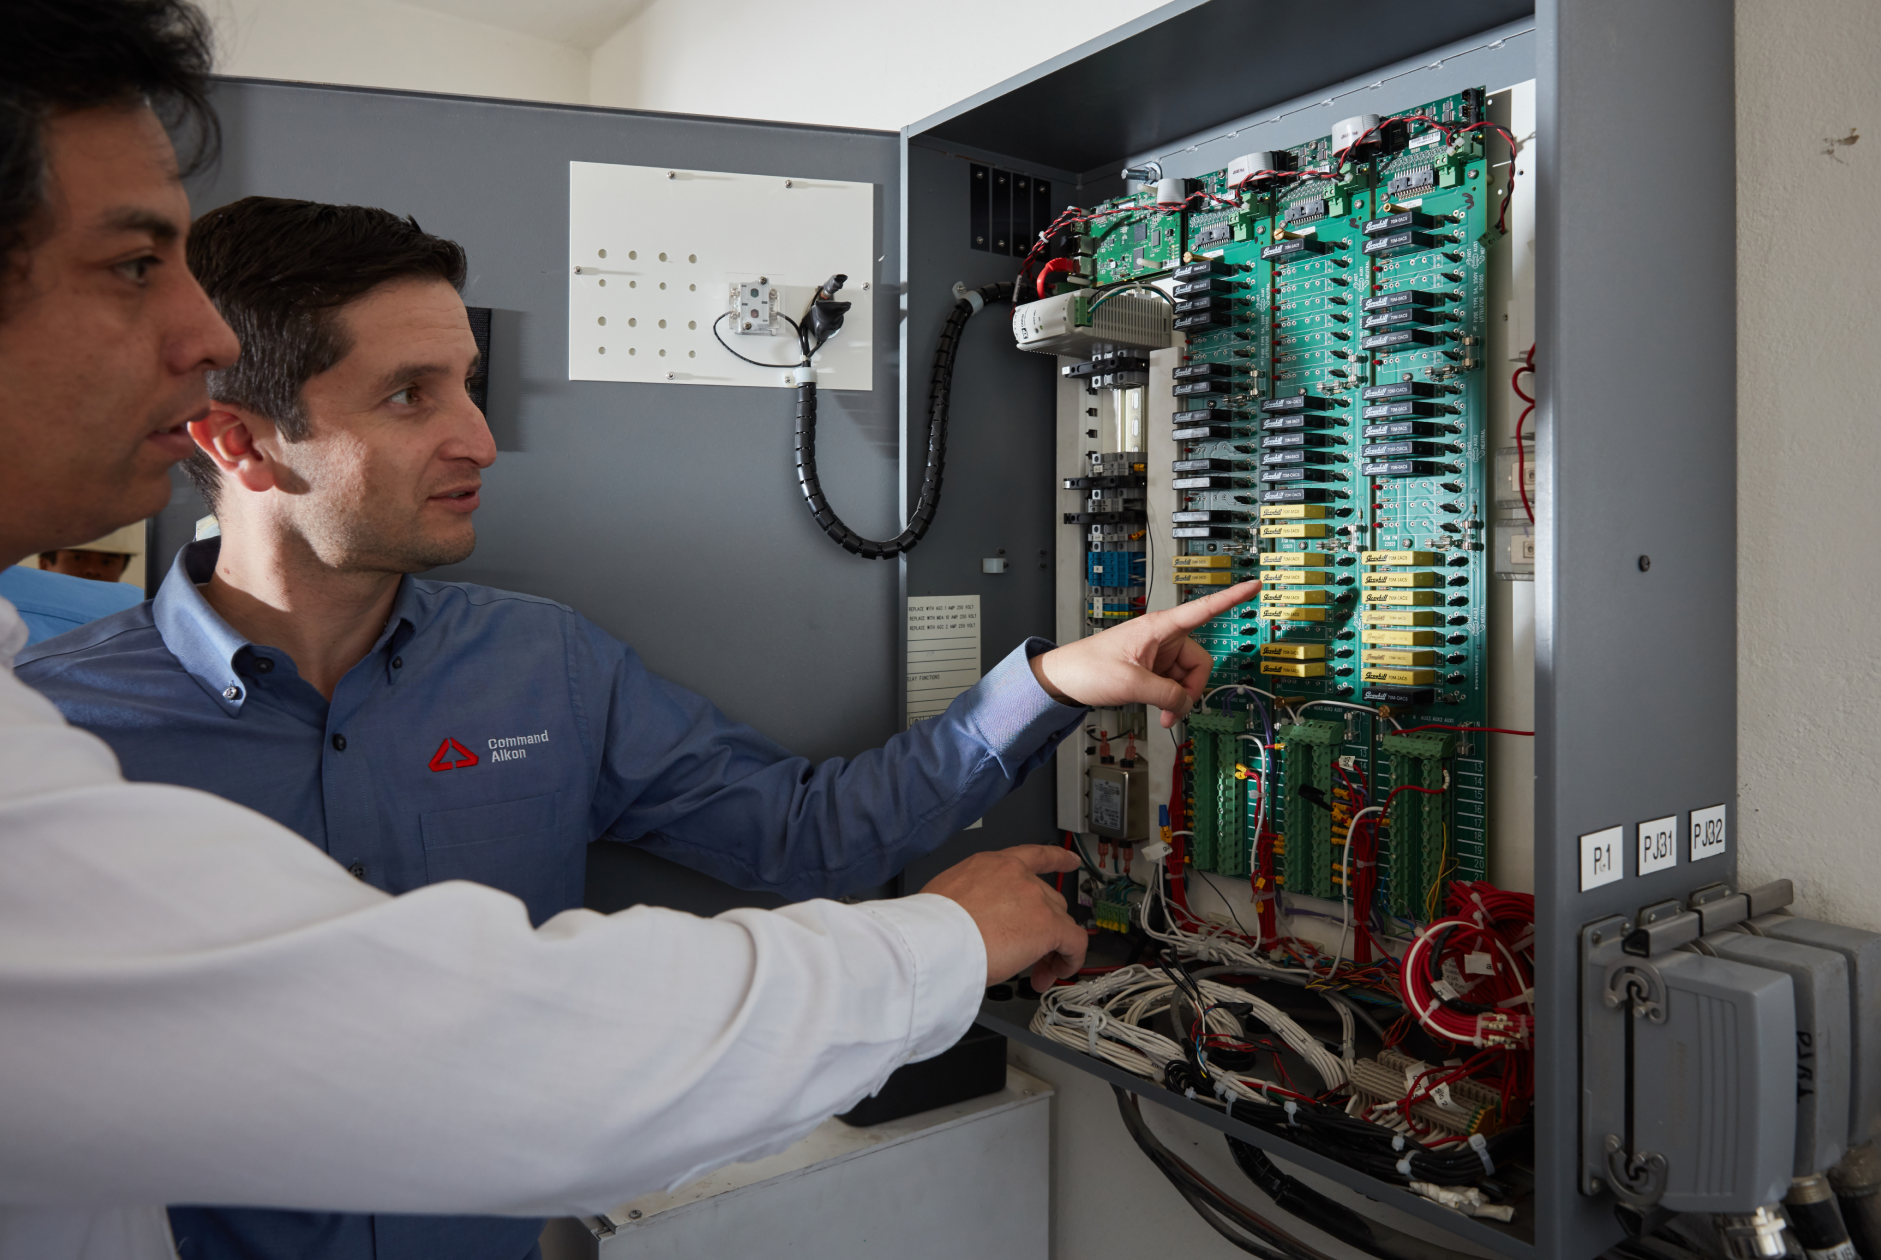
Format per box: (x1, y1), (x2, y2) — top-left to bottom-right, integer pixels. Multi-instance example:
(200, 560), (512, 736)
(400, 530), (477, 574)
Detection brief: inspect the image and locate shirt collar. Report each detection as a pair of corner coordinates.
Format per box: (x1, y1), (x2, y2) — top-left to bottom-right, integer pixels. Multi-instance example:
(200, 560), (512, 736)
(153, 538), (425, 714)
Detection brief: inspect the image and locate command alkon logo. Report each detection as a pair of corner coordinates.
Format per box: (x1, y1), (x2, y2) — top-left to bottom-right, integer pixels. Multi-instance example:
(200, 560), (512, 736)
(428, 737), (479, 772)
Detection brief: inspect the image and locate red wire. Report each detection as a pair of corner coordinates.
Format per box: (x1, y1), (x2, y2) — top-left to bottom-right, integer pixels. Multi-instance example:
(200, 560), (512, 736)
(1036, 256), (1076, 300)
(1512, 344), (1536, 524)
(1395, 724), (1534, 737)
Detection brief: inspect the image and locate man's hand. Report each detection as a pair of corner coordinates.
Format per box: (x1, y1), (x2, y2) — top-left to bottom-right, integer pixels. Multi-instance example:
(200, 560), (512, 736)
(1028, 580), (1260, 727)
(920, 845), (1086, 989)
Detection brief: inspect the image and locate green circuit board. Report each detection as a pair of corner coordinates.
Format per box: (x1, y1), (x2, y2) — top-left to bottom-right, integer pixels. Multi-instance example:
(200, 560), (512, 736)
(1097, 90), (1496, 921)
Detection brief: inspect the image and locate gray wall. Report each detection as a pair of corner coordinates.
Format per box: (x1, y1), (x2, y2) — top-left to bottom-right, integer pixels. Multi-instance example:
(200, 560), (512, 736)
(178, 79), (905, 913)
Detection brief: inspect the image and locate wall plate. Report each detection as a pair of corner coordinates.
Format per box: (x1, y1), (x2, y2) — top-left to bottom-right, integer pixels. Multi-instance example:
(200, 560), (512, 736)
(568, 161), (874, 389)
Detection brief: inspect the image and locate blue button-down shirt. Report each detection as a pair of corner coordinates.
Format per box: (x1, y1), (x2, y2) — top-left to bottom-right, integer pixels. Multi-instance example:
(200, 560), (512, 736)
(17, 540), (1084, 1260)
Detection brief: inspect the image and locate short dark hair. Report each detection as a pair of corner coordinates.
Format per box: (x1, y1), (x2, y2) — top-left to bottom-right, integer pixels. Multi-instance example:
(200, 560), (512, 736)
(0, 0), (219, 290)
(183, 197), (468, 508)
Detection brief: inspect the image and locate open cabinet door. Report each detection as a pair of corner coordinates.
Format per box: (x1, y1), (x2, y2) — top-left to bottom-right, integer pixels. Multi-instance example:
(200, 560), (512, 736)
(180, 79), (904, 915)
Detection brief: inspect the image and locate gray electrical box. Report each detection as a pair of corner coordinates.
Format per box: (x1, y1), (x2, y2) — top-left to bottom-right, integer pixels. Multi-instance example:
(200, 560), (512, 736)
(1700, 931), (1851, 1176)
(1086, 763), (1147, 841)
(1751, 914), (1881, 1146)
(1583, 917), (1795, 1215)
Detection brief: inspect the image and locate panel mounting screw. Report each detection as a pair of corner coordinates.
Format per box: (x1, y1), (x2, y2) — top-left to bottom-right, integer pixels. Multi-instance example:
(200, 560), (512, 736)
(1587, 1178), (1603, 1195)
(784, 179), (793, 188)
(1637, 555), (1651, 572)
(666, 171), (675, 179)
(666, 372), (674, 380)
(627, 1209), (643, 1219)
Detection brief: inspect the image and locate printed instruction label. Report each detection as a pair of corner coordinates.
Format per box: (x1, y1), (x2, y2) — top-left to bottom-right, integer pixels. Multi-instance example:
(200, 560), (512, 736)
(1638, 815), (1679, 875)
(1089, 777), (1124, 834)
(1690, 803), (1728, 861)
(1580, 825), (1624, 891)
(906, 595), (981, 726)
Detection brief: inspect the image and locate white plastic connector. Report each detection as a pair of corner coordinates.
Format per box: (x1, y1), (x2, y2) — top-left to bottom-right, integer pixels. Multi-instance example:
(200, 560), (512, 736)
(1225, 152), (1280, 188)
(792, 363), (817, 385)
(1331, 113), (1382, 153)
(1137, 840), (1172, 864)
(1154, 176), (1190, 208)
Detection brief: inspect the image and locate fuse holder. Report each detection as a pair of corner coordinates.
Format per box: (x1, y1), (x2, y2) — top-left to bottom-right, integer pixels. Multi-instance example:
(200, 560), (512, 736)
(1362, 609), (1439, 626)
(1260, 642), (1327, 659)
(1361, 667), (1437, 685)
(1361, 628), (1437, 646)
(1361, 648), (1436, 667)
(1261, 660), (1327, 678)
(1361, 550), (1438, 566)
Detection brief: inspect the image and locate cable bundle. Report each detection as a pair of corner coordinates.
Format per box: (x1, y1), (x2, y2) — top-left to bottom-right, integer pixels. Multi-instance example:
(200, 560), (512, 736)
(1400, 881), (1535, 1051)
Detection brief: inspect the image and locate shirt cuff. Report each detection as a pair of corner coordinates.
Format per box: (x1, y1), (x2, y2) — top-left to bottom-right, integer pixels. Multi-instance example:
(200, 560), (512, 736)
(959, 639), (1087, 760)
(851, 893), (986, 1063)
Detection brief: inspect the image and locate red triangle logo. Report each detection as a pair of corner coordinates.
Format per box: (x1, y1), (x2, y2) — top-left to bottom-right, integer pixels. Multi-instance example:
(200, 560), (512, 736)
(428, 737), (479, 772)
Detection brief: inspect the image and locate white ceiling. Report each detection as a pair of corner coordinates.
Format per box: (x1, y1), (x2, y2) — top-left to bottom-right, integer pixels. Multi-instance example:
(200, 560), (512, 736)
(398, 0), (658, 48)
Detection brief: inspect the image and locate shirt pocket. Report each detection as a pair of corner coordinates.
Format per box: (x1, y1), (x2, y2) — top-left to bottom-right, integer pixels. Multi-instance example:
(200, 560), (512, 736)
(419, 792), (566, 919)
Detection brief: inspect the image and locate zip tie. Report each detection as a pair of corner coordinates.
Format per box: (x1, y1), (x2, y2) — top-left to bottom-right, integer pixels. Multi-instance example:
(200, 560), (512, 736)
(1284, 1100), (1300, 1127)
(1391, 1135), (1406, 1151)
(1087, 1024), (1098, 1054)
(1396, 1156), (1414, 1176)
(1214, 1079), (1234, 1103)
(1468, 1132), (1495, 1175)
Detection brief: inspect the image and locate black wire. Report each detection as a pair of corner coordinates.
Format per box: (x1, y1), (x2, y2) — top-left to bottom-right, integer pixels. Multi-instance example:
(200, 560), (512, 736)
(792, 280), (1012, 559)
(1114, 1087), (1335, 1260)
(710, 310), (806, 370)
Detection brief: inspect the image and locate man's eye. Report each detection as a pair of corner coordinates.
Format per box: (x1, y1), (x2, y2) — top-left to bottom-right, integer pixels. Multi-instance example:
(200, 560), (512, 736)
(113, 256), (157, 283)
(388, 388), (417, 405)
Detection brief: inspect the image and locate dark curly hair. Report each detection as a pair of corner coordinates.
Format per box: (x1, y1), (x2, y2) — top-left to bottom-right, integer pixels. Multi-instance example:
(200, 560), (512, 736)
(0, 0), (219, 291)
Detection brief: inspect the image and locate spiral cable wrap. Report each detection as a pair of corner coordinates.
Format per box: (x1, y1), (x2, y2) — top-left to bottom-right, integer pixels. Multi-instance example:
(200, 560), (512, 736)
(793, 280), (1012, 558)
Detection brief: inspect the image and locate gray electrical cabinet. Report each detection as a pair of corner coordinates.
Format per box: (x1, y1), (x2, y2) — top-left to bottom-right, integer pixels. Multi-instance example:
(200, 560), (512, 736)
(188, 0), (1738, 1254)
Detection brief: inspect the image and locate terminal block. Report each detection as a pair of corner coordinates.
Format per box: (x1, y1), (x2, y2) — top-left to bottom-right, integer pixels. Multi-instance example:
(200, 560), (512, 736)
(1188, 710), (1250, 874)
(1277, 719), (1341, 899)
(1382, 730), (1454, 917)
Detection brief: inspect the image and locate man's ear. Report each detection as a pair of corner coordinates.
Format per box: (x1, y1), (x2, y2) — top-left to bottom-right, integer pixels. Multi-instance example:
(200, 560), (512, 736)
(187, 406), (278, 495)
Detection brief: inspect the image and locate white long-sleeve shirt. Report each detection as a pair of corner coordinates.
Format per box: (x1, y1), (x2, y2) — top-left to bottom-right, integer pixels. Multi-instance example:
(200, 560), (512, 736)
(0, 598), (986, 1259)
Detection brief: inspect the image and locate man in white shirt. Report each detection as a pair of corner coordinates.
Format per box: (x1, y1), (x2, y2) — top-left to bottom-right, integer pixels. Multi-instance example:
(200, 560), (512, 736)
(0, 1), (1255, 1258)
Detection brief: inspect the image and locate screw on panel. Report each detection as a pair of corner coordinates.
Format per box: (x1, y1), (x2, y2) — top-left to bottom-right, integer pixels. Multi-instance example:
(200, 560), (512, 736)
(784, 179), (793, 188)
(1638, 555), (1651, 571)
(666, 171), (675, 179)
(627, 1209), (642, 1219)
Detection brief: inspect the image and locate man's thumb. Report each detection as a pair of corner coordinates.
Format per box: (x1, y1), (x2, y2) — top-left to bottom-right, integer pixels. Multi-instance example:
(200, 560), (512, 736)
(1136, 669), (1193, 719)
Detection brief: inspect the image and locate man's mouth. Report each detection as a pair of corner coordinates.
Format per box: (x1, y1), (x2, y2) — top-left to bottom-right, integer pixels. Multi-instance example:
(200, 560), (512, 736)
(145, 416), (198, 460)
(430, 485), (482, 512)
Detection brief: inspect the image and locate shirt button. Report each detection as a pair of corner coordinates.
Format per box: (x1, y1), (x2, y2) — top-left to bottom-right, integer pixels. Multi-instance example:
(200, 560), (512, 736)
(253, 657), (274, 674)
(222, 685), (241, 701)
(348, 863), (366, 879)
(332, 734), (347, 751)
(391, 656), (403, 669)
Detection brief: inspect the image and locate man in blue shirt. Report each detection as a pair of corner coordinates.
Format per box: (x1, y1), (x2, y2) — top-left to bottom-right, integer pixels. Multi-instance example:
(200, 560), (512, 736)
(18, 198), (1255, 1260)
(0, 563), (143, 645)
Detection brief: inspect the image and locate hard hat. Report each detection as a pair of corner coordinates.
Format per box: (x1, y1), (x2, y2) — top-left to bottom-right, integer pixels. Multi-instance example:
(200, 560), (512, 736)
(67, 523), (145, 556)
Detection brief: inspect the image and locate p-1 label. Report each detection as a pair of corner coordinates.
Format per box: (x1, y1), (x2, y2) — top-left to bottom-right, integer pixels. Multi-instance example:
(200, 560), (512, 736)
(1691, 803), (1728, 861)
(1638, 815), (1678, 875)
(1581, 825), (1625, 891)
